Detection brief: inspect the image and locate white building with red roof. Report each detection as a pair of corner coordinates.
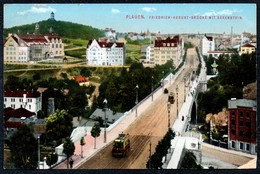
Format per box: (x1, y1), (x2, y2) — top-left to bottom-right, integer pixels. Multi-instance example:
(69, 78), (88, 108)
(4, 90), (42, 113)
(4, 33), (64, 63)
(202, 35), (215, 56)
(86, 39), (125, 66)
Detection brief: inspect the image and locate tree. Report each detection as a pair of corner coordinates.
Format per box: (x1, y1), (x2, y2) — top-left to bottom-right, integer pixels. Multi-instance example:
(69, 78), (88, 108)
(91, 122), (101, 149)
(80, 68), (92, 77)
(180, 151), (203, 169)
(33, 72), (41, 81)
(63, 137), (75, 169)
(46, 151), (58, 169)
(4, 75), (21, 90)
(80, 137), (86, 158)
(9, 125), (38, 169)
(45, 109), (73, 143)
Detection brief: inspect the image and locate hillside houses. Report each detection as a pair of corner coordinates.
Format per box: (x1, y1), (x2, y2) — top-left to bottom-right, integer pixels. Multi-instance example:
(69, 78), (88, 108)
(4, 33), (64, 63)
(145, 35), (184, 67)
(86, 39), (126, 66)
(4, 90), (42, 114)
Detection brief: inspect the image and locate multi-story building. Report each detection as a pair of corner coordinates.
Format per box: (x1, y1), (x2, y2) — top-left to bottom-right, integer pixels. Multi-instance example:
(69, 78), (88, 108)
(4, 90), (42, 114)
(202, 35), (215, 56)
(4, 33), (64, 63)
(86, 39), (125, 66)
(227, 98), (257, 154)
(239, 43), (256, 55)
(149, 35), (184, 67)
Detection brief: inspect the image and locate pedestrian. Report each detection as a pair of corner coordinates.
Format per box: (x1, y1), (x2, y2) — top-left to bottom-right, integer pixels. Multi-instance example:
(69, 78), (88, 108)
(69, 158), (74, 169)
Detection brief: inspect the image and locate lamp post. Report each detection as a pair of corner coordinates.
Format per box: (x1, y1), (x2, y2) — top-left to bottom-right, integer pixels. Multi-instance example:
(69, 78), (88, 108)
(167, 102), (171, 128)
(103, 98), (107, 143)
(184, 77), (186, 102)
(38, 135), (40, 169)
(176, 85), (179, 118)
(151, 76), (154, 101)
(135, 85), (139, 117)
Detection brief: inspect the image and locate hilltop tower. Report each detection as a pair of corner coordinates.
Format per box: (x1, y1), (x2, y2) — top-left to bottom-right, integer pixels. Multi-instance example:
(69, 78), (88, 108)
(50, 11), (55, 20)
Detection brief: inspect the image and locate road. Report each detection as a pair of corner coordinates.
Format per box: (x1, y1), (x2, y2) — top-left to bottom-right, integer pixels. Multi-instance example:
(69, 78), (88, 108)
(77, 47), (199, 169)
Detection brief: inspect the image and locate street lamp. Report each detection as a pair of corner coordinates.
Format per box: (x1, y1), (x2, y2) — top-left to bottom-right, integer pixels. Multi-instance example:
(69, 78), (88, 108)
(38, 135), (40, 169)
(176, 85), (179, 118)
(103, 98), (107, 143)
(135, 85), (139, 117)
(167, 102), (171, 128)
(184, 77), (186, 102)
(151, 76), (154, 101)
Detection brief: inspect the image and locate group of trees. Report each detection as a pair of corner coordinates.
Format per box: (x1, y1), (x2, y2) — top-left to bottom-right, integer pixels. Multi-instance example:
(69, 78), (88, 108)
(197, 52), (256, 123)
(8, 123), (75, 169)
(97, 61), (175, 112)
(179, 151), (203, 169)
(146, 129), (175, 169)
(4, 19), (104, 40)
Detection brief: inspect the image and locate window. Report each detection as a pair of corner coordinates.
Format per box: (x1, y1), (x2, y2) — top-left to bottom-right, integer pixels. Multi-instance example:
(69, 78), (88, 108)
(11, 98), (15, 102)
(239, 111), (243, 118)
(231, 129), (235, 135)
(240, 143), (244, 150)
(246, 112), (250, 118)
(231, 111), (235, 116)
(231, 141), (235, 148)
(239, 131), (243, 136)
(246, 122), (250, 128)
(231, 120), (235, 125)
(245, 144), (250, 151)
(4, 98), (7, 102)
(29, 105), (31, 110)
(239, 121), (243, 126)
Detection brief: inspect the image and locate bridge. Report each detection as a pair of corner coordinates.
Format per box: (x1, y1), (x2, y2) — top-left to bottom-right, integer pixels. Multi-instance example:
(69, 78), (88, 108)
(166, 55), (207, 169)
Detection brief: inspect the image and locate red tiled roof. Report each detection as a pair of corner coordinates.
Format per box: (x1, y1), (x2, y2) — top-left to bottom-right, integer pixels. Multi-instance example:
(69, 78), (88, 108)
(241, 43), (255, 48)
(154, 36), (179, 47)
(5, 107), (35, 119)
(5, 121), (25, 128)
(18, 34), (49, 43)
(4, 90), (41, 98)
(88, 39), (124, 48)
(74, 76), (89, 83)
(44, 33), (61, 40)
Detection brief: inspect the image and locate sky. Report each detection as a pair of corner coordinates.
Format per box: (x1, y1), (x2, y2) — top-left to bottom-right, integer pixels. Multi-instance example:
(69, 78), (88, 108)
(4, 3), (257, 35)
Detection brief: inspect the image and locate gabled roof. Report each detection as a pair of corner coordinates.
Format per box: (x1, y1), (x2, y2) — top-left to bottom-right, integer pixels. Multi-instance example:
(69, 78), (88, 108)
(204, 35), (213, 41)
(4, 107), (36, 119)
(18, 34), (49, 43)
(241, 43), (255, 48)
(154, 36), (179, 47)
(74, 76), (89, 83)
(88, 39), (124, 48)
(4, 90), (41, 98)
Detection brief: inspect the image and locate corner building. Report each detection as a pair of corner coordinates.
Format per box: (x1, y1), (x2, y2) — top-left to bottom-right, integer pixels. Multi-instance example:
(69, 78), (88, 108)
(227, 98), (257, 154)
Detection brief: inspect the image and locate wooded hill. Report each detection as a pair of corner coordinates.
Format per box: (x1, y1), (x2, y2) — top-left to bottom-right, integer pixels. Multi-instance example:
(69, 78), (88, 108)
(4, 19), (105, 40)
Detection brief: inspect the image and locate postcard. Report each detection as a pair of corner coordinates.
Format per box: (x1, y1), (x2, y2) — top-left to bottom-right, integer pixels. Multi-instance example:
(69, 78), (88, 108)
(3, 3), (257, 171)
